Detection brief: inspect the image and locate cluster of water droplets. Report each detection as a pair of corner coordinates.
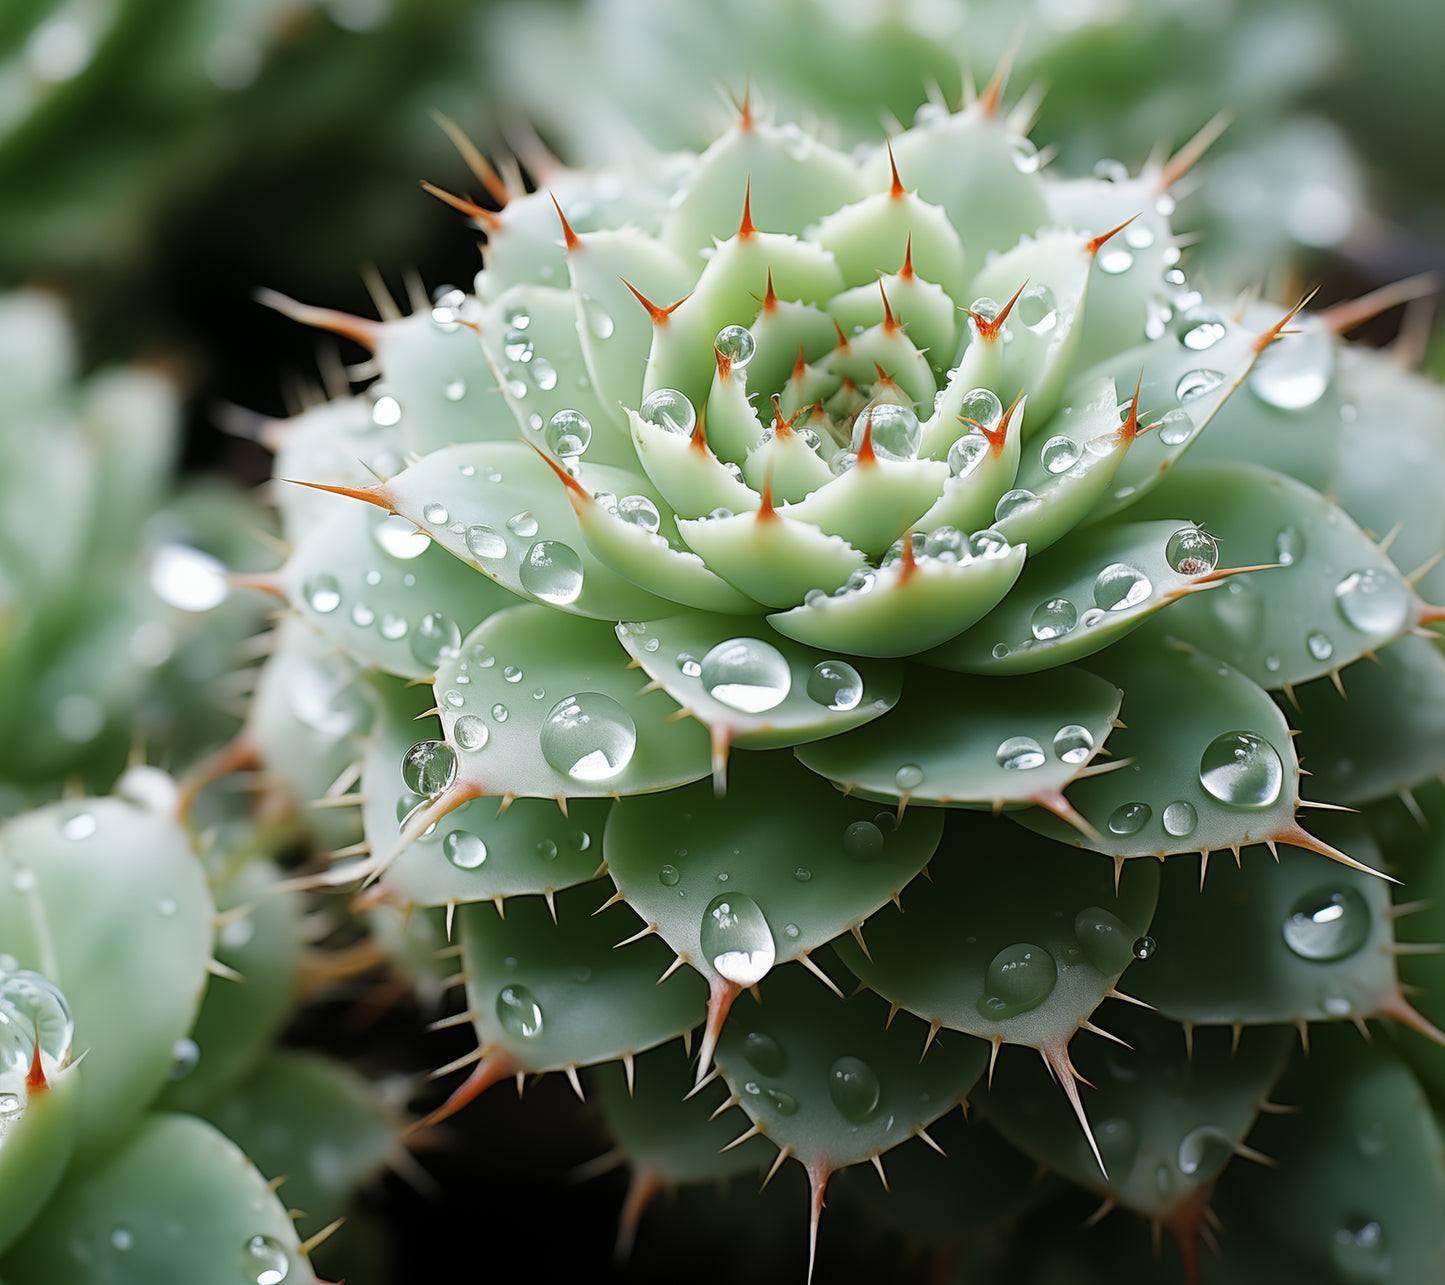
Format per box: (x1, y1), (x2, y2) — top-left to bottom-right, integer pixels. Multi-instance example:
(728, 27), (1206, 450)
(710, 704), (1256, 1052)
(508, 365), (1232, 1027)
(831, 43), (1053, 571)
(994, 724), (1096, 771)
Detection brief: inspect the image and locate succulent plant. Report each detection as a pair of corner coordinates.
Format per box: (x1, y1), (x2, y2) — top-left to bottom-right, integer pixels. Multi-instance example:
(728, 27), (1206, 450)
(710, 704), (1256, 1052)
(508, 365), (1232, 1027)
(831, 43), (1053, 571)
(242, 80), (1445, 1283)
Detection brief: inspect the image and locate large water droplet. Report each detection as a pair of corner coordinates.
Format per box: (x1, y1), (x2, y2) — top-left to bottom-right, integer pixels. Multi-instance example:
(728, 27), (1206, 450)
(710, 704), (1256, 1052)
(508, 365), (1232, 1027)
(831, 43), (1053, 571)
(978, 943), (1057, 1019)
(1249, 325), (1333, 410)
(373, 514), (429, 559)
(410, 612), (461, 667)
(995, 488), (1039, 523)
(1331, 1219), (1390, 1280)
(546, 409), (592, 458)
(465, 524), (506, 560)
(1334, 568), (1409, 637)
(1093, 564), (1152, 611)
(422, 502), (449, 526)
(0, 970), (74, 1071)
(967, 529), (1010, 559)
(714, 325), (756, 368)
(947, 431), (988, 476)
(238, 1234), (290, 1285)
(895, 763), (924, 790)
(496, 984), (544, 1038)
(658, 864), (681, 887)
(507, 511), (539, 538)
(996, 736), (1045, 770)
(828, 1056), (881, 1122)
(1158, 409), (1196, 446)
(444, 831), (486, 870)
(401, 740), (457, 796)
(1175, 369), (1224, 404)
(1166, 527), (1220, 575)
(806, 660), (863, 711)
(540, 693), (637, 782)
(1198, 731), (1283, 808)
(452, 714), (488, 752)
(520, 540), (584, 605)
(1177, 1125), (1232, 1179)
(853, 402), (921, 460)
(1108, 802), (1151, 836)
(304, 573), (342, 614)
(1283, 886), (1370, 961)
(1074, 907), (1135, 973)
(1162, 800), (1198, 837)
(700, 638), (791, 713)
(616, 494), (661, 533)
(700, 893), (775, 986)
(958, 387), (1003, 431)
(638, 388), (696, 436)
(743, 1031), (786, 1076)
(1041, 434), (1081, 474)
(842, 820), (884, 860)
(1031, 597), (1077, 640)
(1053, 724), (1094, 764)
(1018, 284), (1057, 332)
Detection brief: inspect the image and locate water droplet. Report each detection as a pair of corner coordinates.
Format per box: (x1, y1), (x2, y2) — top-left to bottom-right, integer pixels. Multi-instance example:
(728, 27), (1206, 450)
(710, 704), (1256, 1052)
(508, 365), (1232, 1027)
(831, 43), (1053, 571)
(992, 643), (1010, 659)
(1173, 306), (1227, 351)
(350, 602), (376, 628)
(793, 867), (812, 882)
(853, 402), (921, 460)
(1198, 731), (1283, 808)
(491, 703), (509, 721)
(379, 613), (408, 641)
(967, 529), (1010, 558)
(996, 736), (1045, 770)
(895, 763), (924, 790)
(806, 660), (863, 711)
(764, 1087), (799, 1115)
(507, 511), (540, 538)
(1093, 564), (1152, 611)
(531, 359), (558, 391)
(465, 524), (506, 560)
(540, 693), (638, 783)
(496, 984), (544, 1038)
(304, 574), (342, 614)
(1031, 597), (1078, 640)
(503, 667), (523, 684)
(546, 409), (593, 457)
(843, 820), (885, 860)
(995, 488), (1039, 523)
(62, 812), (96, 841)
(617, 495), (661, 533)
(947, 431), (988, 477)
(828, 1056), (881, 1122)
(535, 839), (557, 861)
(452, 714), (488, 752)
(1108, 802), (1151, 836)
(444, 379), (467, 402)
(1331, 1220), (1390, 1281)
(1018, 284), (1057, 332)
(110, 1227), (133, 1252)
(700, 893), (775, 986)
(1041, 435), (1081, 474)
(422, 502), (449, 526)
(1053, 725), (1094, 764)
(370, 515), (429, 561)
(1166, 527), (1220, 575)
(967, 296), (1000, 323)
(677, 651), (702, 678)
(371, 395), (402, 427)
(958, 388), (1003, 431)
(638, 388), (696, 436)
(658, 864), (681, 887)
(1098, 249), (1133, 274)
(410, 612), (461, 667)
(1177, 1125), (1232, 1179)
(1132, 935), (1156, 960)
(714, 325), (756, 368)
(442, 831), (486, 870)
(1162, 800), (1198, 837)
(1176, 368), (1224, 404)
(1250, 326), (1333, 410)
(1158, 409), (1196, 446)
(1093, 158), (1129, 182)
(1334, 568), (1409, 637)
(238, 1234), (291, 1285)
(401, 740), (457, 796)
(977, 943), (1057, 1019)
(1283, 886), (1370, 961)
(1074, 907), (1135, 973)
(744, 1031), (786, 1076)
(700, 638), (790, 713)
(520, 540), (584, 605)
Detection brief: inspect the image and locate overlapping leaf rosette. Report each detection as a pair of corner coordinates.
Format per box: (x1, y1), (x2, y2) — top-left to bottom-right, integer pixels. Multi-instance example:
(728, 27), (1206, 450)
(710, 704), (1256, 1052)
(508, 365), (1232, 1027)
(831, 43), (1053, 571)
(248, 90), (1445, 1281)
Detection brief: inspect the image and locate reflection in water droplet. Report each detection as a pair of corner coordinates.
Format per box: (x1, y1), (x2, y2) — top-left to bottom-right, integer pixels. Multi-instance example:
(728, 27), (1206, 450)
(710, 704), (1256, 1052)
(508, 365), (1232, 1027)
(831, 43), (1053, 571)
(1108, 802), (1151, 836)
(959, 387), (1003, 431)
(465, 524), (507, 559)
(401, 741), (457, 796)
(806, 660), (863, 711)
(0, 970), (74, 1071)
(507, 511), (540, 538)
(422, 502), (449, 526)
(1053, 725), (1094, 764)
(843, 820), (885, 860)
(701, 638), (791, 713)
(1041, 434), (1081, 473)
(62, 812), (96, 841)
(1031, 597), (1078, 640)
(1094, 563), (1152, 611)
(1162, 800), (1198, 837)
(238, 1234), (291, 1285)
(496, 984), (544, 1038)
(1158, 409), (1196, 446)
(1177, 1125), (1232, 1178)
(995, 488), (1038, 523)
(743, 1031), (786, 1076)
(978, 943), (1057, 1019)
(453, 714), (488, 752)
(616, 495), (661, 533)
(373, 514), (429, 560)
(1334, 568), (1409, 637)
(1098, 249), (1133, 275)
(700, 893), (775, 986)
(968, 529), (1010, 559)
(947, 432), (988, 477)
(764, 1087), (799, 1115)
(540, 693), (638, 782)
(638, 388), (696, 436)
(1173, 307), (1227, 351)
(546, 409), (593, 458)
(1198, 731), (1283, 808)
(410, 612), (461, 667)
(1074, 907), (1134, 973)
(1175, 369), (1224, 404)
(444, 831), (486, 870)
(1132, 936), (1156, 960)
(996, 736), (1045, 770)
(1165, 527), (1220, 575)
(828, 1056), (881, 1122)
(1283, 886), (1370, 961)
(714, 325), (756, 368)
(658, 864), (681, 887)
(520, 540), (584, 605)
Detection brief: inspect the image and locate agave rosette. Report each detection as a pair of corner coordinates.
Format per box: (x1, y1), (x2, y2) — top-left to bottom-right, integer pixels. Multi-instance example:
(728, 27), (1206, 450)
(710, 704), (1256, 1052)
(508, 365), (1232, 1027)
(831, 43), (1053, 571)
(246, 86), (1445, 1278)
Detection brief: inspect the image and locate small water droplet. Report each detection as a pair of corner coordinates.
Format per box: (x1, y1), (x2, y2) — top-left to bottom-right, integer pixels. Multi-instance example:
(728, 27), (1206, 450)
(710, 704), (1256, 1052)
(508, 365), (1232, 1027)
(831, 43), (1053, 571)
(995, 488), (1039, 523)
(1177, 1125), (1232, 1179)
(842, 820), (885, 860)
(1198, 731), (1283, 808)
(110, 1227), (133, 1252)
(793, 867), (812, 882)
(444, 379), (467, 402)
(465, 524), (507, 560)
(1283, 887), (1370, 961)
(535, 839), (557, 861)
(1031, 597), (1078, 640)
(1162, 800), (1198, 837)
(238, 1234), (291, 1285)
(1132, 935), (1156, 960)
(958, 388), (1003, 431)
(304, 573), (342, 614)
(546, 409), (593, 457)
(507, 510), (540, 538)
(491, 703), (509, 722)
(977, 943), (1057, 1019)
(452, 714), (488, 752)
(1307, 631), (1334, 661)
(422, 502), (449, 526)
(503, 666), (523, 683)
(409, 612), (461, 667)
(1018, 284), (1057, 331)
(1041, 434), (1081, 473)
(947, 431), (988, 477)
(764, 1087), (799, 1115)
(496, 984), (544, 1038)
(968, 529), (1010, 558)
(996, 736), (1045, 770)
(1108, 802), (1151, 836)
(700, 638), (791, 713)
(743, 1031), (786, 1076)
(1173, 306), (1227, 351)
(1334, 568), (1409, 637)
(531, 359), (558, 391)
(616, 495), (661, 533)
(1158, 408), (1196, 446)
(443, 831), (486, 870)
(1074, 907), (1135, 973)
(168, 1037), (199, 1080)
(638, 388), (696, 436)
(714, 325), (756, 368)
(1093, 564), (1152, 611)
(401, 740), (457, 796)
(700, 893), (775, 986)
(1096, 1117), (1138, 1176)
(62, 812), (96, 841)
(895, 763), (924, 790)
(1098, 248), (1133, 275)
(520, 540), (584, 605)
(828, 1056), (881, 1122)
(806, 660), (863, 711)
(658, 864), (681, 887)
(1053, 725), (1094, 764)
(540, 693), (638, 783)
(1166, 527), (1220, 575)
(1175, 369), (1224, 404)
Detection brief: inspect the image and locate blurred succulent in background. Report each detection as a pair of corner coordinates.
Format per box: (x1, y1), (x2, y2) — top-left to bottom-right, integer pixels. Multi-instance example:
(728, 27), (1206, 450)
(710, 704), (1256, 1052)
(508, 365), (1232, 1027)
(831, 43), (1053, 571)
(231, 63), (1445, 1282)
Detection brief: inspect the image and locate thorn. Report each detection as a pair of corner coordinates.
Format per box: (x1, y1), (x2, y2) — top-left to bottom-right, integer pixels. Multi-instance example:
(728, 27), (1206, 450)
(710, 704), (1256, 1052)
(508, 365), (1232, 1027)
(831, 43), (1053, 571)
(1079, 1020), (1131, 1049)
(921, 1017), (943, 1059)
(613, 923), (658, 949)
(977, 30), (1021, 117)
(1273, 819), (1397, 882)
(709, 1091), (742, 1122)
(899, 234), (914, 281)
(760, 1144), (791, 1191)
(737, 176), (757, 239)
(280, 476), (393, 510)
(966, 279), (1026, 344)
(805, 1162), (828, 1285)
(1028, 787), (1102, 843)
(405, 1048), (519, 1135)
(297, 1217), (346, 1257)
(910, 1124), (945, 1157)
(1253, 289), (1321, 355)
(849, 922), (872, 961)
(618, 278), (690, 327)
(419, 180), (502, 232)
(878, 279), (900, 334)
(523, 438), (593, 505)
(870, 1153), (889, 1191)
(1114, 371), (1147, 447)
(206, 958), (245, 983)
(1085, 215), (1139, 258)
(1320, 273), (1437, 335)
(1158, 110), (1232, 192)
(564, 1063), (585, 1101)
(1232, 1143), (1277, 1168)
(720, 1121), (765, 1152)
(254, 289), (380, 350)
(762, 268), (778, 314)
(684, 1065), (720, 1100)
(987, 1036), (1003, 1086)
(25, 1040), (47, 1094)
(710, 724), (733, 798)
(694, 976), (744, 1087)
(1042, 1042), (1105, 1178)
(543, 888), (558, 923)
(1297, 1018), (1311, 1054)
(886, 142), (905, 198)
(656, 954), (687, 985)
(550, 193), (581, 252)
(856, 409), (878, 468)
(796, 952), (844, 998)
(430, 110), (509, 205)
(1081, 1198), (1117, 1230)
